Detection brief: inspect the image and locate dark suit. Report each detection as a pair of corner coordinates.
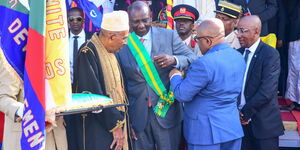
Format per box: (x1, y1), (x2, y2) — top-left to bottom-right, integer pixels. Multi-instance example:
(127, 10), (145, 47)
(228, 0), (278, 36)
(117, 27), (196, 150)
(286, 0), (300, 42)
(238, 41), (284, 150)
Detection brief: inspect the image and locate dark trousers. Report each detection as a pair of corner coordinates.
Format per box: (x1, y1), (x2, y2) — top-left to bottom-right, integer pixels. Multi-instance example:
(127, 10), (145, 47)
(133, 108), (182, 150)
(242, 124), (279, 150)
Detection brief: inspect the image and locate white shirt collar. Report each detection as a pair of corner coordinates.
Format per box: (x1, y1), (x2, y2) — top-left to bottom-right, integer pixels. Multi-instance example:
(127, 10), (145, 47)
(70, 29), (85, 39)
(247, 38), (260, 53)
(184, 35), (192, 45)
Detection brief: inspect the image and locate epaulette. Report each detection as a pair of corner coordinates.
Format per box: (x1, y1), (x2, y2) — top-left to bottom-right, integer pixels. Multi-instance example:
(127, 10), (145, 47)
(80, 39), (95, 56)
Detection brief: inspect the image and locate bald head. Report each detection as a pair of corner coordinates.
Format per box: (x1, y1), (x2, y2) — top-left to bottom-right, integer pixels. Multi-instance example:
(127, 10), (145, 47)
(236, 15), (261, 48)
(239, 15), (261, 34)
(197, 18), (225, 38)
(196, 18), (225, 55)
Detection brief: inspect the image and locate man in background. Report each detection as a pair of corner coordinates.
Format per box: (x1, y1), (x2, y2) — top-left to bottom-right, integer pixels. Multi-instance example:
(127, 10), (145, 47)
(172, 4), (202, 56)
(67, 7), (93, 83)
(215, 1), (242, 49)
(236, 15), (284, 150)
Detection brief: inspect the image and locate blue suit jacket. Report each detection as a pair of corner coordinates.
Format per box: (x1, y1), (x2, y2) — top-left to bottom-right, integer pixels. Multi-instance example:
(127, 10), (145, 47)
(171, 43), (245, 145)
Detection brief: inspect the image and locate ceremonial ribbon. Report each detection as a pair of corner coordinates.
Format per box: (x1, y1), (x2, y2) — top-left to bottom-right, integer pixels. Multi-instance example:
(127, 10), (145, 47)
(127, 32), (174, 118)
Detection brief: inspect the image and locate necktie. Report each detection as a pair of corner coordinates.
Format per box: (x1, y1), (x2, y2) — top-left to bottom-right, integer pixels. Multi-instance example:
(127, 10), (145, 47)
(140, 38), (145, 44)
(244, 49), (251, 63)
(73, 35), (79, 65)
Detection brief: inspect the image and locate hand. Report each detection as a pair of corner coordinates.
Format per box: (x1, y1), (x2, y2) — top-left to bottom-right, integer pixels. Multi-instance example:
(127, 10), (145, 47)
(169, 68), (181, 78)
(276, 40), (283, 48)
(153, 54), (176, 68)
(45, 107), (64, 133)
(239, 112), (250, 125)
(110, 127), (124, 150)
(131, 127), (138, 141)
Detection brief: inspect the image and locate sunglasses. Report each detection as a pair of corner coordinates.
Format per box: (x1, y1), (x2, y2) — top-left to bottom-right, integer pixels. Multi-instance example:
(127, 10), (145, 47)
(68, 16), (83, 22)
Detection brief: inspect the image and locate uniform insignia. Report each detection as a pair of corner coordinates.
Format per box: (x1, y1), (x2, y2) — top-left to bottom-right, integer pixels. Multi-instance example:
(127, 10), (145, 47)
(221, 7), (225, 12)
(180, 8), (186, 13)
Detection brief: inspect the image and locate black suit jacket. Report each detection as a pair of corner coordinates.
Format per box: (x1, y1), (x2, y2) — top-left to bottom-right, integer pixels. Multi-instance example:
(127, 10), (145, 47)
(229, 0), (278, 36)
(268, 0), (287, 41)
(238, 41), (284, 139)
(286, 0), (300, 41)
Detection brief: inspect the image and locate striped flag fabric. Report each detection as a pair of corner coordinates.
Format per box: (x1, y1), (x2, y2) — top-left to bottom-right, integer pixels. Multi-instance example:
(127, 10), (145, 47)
(21, 0), (46, 149)
(0, 1), (29, 149)
(166, 0), (174, 29)
(21, 0), (71, 149)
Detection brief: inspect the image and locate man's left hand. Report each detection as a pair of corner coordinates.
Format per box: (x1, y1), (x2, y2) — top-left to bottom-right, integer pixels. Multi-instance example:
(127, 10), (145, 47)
(153, 54), (176, 68)
(110, 127), (124, 150)
(169, 68), (181, 78)
(240, 112), (250, 125)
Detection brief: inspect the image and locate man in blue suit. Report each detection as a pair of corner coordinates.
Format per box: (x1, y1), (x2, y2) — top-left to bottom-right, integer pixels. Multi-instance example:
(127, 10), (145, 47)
(169, 18), (245, 150)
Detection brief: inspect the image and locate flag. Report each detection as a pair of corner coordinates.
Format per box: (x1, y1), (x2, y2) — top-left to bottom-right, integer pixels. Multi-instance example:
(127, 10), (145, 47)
(0, 1), (29, 149)
(21, 0), (46, 149)
(166, 0), (174, 29)
(0, 1), (29, 78)
(45, 0), (72, 111)
(21, 0), (72, 149)
(75, 0), (103, 28)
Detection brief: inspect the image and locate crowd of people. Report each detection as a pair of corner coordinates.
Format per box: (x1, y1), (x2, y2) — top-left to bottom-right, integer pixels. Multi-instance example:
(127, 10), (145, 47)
(1, 0), (300, 150)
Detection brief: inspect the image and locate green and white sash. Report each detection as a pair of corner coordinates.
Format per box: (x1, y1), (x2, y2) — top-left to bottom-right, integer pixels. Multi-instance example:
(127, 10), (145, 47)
(127, 32), (174, 118)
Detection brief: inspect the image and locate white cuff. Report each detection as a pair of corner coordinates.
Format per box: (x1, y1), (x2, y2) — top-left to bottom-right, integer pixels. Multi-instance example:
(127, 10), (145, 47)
(170, 73), (182, 80)
(173, 56), (180, 69)
(16, 105), (24, 119)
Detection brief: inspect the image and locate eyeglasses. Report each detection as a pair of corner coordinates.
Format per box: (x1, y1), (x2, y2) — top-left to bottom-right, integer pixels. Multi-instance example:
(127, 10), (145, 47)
(68, 16), (83, 22)
(234, 28), (254, 34)
(194, 34), (221, 42)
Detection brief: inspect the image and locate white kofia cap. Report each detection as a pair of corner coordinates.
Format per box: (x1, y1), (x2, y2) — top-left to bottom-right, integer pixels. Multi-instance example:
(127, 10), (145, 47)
(101, 10), (129, 32)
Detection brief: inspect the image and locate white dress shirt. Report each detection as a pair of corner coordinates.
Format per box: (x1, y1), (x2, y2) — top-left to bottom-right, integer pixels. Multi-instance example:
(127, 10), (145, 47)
(137, 29), (152, 56)
(69, 30), (86, 83)
(239, 38), (261, 109)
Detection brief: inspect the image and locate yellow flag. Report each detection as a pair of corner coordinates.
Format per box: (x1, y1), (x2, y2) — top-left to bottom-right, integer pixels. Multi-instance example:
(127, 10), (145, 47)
(260, 33), (277, 48)
(45, 0), (71, 109)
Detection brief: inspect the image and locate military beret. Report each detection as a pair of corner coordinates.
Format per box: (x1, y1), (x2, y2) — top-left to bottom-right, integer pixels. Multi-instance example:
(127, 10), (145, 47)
(171, 4), (199, 22)
(215, 1), (242, 19)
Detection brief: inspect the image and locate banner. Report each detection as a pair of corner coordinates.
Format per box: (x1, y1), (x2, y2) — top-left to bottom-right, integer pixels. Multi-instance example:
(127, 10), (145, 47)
(75, 0), (103, 28)
(22, 0), (46, 149)
(45, 0), (72, 110)
(0, 1), (29, 78)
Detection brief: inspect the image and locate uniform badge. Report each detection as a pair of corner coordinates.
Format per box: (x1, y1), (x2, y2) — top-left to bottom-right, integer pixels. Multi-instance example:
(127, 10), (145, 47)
(221, 7), (225, 12)
(180, 8), (186, 13)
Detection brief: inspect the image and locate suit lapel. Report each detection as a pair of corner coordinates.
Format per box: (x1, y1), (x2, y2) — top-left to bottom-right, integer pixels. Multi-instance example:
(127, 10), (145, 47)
(150, 27), (161, 58)
(125, 45), (144, 78)
(245, 41), (263, 84)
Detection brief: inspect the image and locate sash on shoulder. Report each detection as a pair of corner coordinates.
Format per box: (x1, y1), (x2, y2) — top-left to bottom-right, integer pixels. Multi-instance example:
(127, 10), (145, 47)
(127, 32), (174, 118)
